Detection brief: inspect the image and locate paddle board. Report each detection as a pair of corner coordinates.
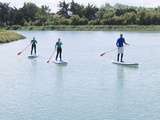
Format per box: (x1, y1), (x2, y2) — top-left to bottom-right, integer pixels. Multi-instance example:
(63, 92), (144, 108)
(28, 55), (38, 59)
(112, 61), (139, 66)
(53, 60), (68, 65)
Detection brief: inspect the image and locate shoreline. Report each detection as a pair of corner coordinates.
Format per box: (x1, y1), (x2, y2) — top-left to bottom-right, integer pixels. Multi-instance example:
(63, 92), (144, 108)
(4, 25), (160, 31)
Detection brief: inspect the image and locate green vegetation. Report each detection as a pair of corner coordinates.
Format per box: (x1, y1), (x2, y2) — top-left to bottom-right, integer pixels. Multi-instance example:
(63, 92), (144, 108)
(4, 25), (160, 31)
(0, 30), (25, 43)
(1, 1), (160, 31)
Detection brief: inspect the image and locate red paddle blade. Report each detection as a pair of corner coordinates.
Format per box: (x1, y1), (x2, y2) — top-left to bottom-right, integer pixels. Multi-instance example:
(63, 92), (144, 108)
(17, 52), (22, 55)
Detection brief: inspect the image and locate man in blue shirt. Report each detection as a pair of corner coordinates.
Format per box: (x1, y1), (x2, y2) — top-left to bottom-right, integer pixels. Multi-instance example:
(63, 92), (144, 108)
(116, 34), (129, 62)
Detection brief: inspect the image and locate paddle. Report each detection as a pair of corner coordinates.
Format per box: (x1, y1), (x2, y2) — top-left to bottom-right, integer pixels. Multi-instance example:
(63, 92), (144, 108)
(17, 43), (31, 56)
(100, 48), (117, 56)
(100, 44), (130, 56)
(46, 49), (55, 63)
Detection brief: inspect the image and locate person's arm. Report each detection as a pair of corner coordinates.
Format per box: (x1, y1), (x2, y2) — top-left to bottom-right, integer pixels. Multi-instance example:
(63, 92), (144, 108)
(124, 39), (129, 45)
(55, 43), (57, 49)
(116, 40), (119, 47)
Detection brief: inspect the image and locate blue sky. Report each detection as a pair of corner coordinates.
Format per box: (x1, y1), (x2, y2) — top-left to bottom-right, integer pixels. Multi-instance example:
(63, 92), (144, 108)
(1, 0), (160, 12)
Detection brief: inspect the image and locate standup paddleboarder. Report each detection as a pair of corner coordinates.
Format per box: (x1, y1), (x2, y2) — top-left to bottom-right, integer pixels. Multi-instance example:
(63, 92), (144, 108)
(55, 38), (63, 61)
(31, 37), (37, 55)
(116, 34), (129, 62)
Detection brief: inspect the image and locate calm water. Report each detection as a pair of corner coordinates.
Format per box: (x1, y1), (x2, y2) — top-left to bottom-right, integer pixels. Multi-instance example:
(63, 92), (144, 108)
(0, 31), (160, 120)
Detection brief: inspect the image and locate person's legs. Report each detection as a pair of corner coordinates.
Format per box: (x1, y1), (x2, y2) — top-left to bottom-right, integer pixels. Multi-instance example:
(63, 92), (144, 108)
(31, 45), (33, 55)
(121, 47), (124, 62)
(34, 45), (36, 55)
(121, 53), (124, 62)
(117, 53), (120, 62)
(117, 47), (121, 62)
(59, 48), (62, 61)
(56, 49), (59, 61)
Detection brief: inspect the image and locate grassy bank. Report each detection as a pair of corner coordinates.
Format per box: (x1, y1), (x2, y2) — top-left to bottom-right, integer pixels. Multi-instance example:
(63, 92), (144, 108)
(5, 25), (160, 31)
(0, 30), (25, 43)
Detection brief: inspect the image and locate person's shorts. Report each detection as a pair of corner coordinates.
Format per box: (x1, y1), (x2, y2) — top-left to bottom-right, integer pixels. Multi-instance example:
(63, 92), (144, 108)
(118, 47), (124, 54)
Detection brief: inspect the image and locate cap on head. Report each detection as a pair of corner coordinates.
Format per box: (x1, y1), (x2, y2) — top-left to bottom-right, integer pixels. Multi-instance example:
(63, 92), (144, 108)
(58, 38), (61, 41)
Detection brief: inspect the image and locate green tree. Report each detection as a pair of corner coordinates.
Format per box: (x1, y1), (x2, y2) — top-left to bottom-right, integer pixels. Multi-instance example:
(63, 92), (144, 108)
(20, 2), (39, 22)
(0, 2), (11, 25)
(70, 0), (84, 17)
(70, 15), (80, 25)
(35, 5), (51, 26)
(57, 1), (70, 18)
(123, 12), (137, 24)
(59, 17), (71, 25)
(83, 4), (99, 20)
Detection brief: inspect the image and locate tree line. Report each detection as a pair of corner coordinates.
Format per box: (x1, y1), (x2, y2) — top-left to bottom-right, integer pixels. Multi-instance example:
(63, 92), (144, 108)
(1, 1), (160, 26)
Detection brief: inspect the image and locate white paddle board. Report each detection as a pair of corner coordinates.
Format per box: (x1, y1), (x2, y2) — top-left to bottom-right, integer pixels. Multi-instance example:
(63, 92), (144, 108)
(53, 60), (68, 65)
(112, 61), (139, 66)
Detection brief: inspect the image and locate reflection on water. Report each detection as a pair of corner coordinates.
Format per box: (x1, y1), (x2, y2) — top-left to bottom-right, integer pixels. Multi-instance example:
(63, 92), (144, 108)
(55, 66), (64, 88)
(30, 59), (37, 66)
(29, 59), (38, 80)
(116, 65), (139, 91)
(116, 66), (125, 90)
(54, 66), (65, 102)
(114, 66), (125, 120)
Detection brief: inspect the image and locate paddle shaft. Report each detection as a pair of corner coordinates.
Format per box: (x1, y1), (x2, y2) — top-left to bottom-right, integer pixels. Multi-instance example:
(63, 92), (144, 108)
(100, 45), (129, 56)
(47, 50), (55, 63)
(100, 48), (117, 56)
(17, 43), (31, 55)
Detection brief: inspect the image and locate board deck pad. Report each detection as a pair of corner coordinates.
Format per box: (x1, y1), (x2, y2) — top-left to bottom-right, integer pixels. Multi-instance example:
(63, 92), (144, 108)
(112, 61), (139, 66)
(53, 60), (68, 65)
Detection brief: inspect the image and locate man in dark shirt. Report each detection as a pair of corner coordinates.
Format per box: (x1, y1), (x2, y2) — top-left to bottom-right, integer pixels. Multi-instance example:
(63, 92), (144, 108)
(31, 37), (37, 55)
(55, 38), (63, 61)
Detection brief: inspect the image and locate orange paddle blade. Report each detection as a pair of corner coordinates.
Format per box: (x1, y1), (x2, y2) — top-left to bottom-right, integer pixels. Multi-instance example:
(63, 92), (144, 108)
(17, 52), (22, 55)
(100, 52), (106, 56)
